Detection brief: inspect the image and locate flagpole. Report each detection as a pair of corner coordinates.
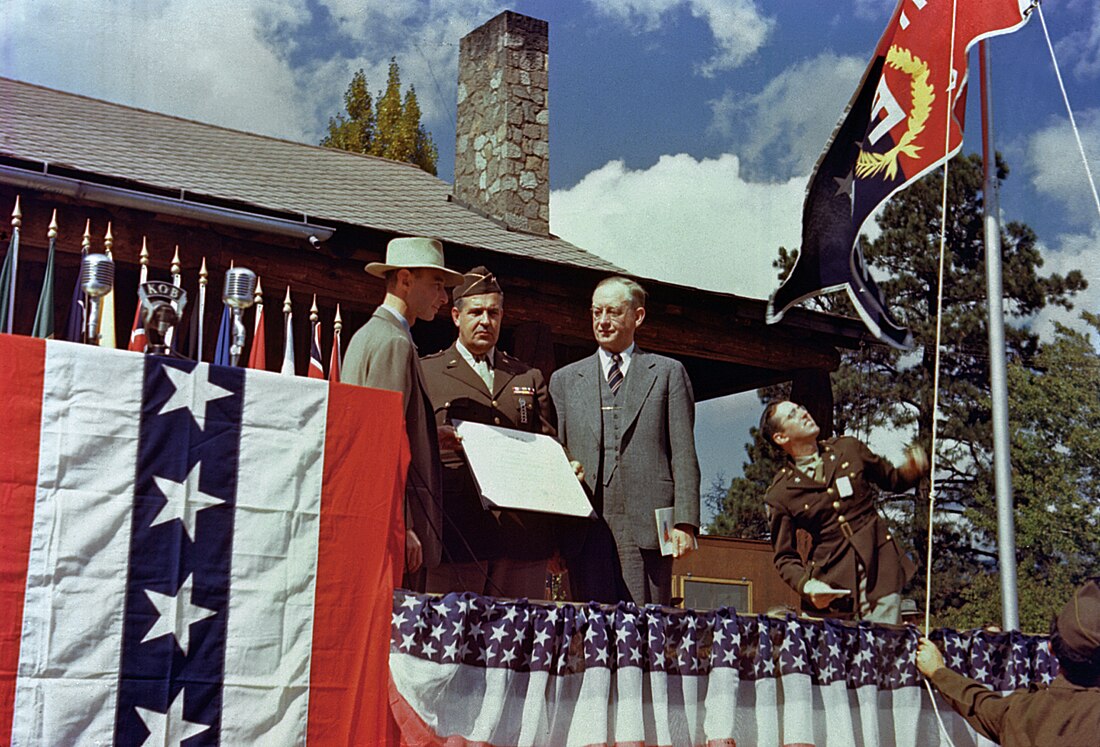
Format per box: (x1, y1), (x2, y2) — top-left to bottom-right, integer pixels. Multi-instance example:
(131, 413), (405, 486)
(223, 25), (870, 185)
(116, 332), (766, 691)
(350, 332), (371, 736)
(198, 258), (208, 361)
(979, 39), (1019, 632)
(4, 196), (20, 334)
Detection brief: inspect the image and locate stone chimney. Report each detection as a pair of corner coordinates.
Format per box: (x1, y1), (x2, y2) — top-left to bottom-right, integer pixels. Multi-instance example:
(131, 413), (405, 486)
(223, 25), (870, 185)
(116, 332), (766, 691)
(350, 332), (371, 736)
(455, 11), (549, 235)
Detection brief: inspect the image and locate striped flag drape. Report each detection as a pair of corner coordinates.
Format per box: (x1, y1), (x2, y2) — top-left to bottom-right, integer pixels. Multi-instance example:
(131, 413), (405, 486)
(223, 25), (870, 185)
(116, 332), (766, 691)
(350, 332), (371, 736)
(0, 335), (408, 745)
(390, 592), (1056, 747)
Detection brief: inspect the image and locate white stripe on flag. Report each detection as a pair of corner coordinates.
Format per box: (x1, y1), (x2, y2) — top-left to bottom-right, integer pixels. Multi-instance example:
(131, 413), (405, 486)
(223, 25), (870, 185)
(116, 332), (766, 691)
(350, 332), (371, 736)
(220, 369), (329, 743)
(13, 342), (145, 745)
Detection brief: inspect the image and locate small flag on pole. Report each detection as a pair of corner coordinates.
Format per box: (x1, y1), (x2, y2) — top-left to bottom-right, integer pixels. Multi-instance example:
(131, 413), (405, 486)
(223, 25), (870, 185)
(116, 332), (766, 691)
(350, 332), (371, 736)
(281, 286), (295, 376)
(247, 278), (266, 371)
(329, 304), (342, 382)
(30, 210), (57, 340)
(213, 306), (231, 367)
(196, 258), (209, 361)
(63, 220), (91, 343)
(97, 223), (117, 349)
(127, 238), (150, 352)
(0, 197), (21, 335)
(308, 295), (325, 380)
(165, 246), (182, 351)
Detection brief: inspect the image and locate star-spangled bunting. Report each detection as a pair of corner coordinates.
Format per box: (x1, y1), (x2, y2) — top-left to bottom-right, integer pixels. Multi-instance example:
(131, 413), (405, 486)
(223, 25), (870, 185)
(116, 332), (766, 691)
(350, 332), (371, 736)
(142, 574), (217, 655)
(389, 590), (1058, 746)
(135, 691), (210, 747)
(157, 363), (233, 420)
(151, 463), (225, 541)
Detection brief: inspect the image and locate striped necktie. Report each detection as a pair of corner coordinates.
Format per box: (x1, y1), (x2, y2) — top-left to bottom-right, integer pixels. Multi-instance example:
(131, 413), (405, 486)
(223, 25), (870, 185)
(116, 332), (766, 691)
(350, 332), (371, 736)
(608, 353), (624, 396)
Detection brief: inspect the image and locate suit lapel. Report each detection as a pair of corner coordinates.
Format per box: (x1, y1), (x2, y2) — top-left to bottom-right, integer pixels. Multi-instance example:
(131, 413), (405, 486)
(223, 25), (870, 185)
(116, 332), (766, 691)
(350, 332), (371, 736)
(575, 353), (601, 441)
(620, 349), (657, 434)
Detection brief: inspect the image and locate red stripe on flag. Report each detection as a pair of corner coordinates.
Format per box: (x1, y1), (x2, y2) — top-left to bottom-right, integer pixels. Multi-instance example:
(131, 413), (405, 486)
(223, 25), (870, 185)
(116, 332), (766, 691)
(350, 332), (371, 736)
(308, 381), (409, 744)
(0, 335), (46, 744)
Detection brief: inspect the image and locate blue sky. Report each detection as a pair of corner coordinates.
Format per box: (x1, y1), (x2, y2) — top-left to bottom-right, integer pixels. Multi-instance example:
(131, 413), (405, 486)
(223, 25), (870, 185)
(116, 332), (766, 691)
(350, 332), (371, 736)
(3, 0), (1099, 514)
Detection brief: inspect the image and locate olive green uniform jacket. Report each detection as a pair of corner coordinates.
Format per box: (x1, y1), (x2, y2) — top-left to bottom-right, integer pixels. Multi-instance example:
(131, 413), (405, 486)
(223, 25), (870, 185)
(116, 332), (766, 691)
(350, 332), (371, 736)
(420, 343), (558, 563)
(764, 436), (916, 616)
(932, 669), (1100, 746)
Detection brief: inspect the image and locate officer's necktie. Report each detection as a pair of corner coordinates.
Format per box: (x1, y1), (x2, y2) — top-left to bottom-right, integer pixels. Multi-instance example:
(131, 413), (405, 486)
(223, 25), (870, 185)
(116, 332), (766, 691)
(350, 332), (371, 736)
(608, 353), (624, 396)
(473, 355), (494, 391)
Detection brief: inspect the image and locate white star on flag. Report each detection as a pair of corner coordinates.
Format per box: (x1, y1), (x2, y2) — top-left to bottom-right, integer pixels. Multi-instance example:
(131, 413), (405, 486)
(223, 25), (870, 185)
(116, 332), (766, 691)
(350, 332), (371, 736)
(142, 574), (216, 655)
(136, 690), (210, 747)
(157, 365), (234, 422)
(152, 462), (225, 540)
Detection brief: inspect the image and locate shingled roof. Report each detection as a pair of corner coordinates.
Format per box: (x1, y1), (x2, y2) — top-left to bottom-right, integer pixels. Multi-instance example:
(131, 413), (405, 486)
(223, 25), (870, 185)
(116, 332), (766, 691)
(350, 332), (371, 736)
(0, 77), (621, 272)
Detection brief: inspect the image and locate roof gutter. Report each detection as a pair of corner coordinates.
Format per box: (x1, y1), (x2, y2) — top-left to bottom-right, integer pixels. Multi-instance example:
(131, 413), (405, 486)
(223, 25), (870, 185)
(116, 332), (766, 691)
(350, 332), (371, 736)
(0, 163), (335, 244)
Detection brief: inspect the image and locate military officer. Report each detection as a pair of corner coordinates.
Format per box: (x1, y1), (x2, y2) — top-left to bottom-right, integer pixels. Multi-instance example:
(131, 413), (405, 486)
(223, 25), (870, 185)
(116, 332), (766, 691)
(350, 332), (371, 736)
(917, 578), (1100, 746)
(420, 266), (558, 599)
(760, 399), (927, 623)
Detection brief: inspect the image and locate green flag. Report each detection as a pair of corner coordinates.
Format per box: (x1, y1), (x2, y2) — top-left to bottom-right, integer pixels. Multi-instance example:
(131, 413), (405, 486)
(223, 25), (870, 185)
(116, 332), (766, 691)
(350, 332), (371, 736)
(31, 235), (56, 338)
(0, 226), (17, 334)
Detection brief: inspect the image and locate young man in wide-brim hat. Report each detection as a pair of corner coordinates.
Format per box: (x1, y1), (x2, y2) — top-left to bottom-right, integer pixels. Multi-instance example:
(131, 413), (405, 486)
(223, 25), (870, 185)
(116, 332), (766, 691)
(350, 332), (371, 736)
(342, 236), (462, 590)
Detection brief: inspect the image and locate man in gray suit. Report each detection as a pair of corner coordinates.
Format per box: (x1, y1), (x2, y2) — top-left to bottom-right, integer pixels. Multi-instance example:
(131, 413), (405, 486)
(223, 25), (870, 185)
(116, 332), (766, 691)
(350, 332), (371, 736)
(549, 276), (700, 605)
(341, 236), (463, 590)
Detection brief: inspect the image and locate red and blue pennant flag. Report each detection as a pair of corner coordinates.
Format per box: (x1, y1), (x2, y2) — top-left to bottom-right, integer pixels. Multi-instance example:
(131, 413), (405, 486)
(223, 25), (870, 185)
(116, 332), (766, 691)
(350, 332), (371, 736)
(768, 0), (1031, 349)
(390, 591), (1056, 746)
(0, 335), (408, 745)
(308, 317), (325, 380)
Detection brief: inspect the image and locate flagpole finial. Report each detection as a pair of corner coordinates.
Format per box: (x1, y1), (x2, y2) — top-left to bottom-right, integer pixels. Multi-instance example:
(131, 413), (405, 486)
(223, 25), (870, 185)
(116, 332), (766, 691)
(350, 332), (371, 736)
(11, 196), (22, 228)
(139, 237), (149, 267)
(82, 220), (92, 254)
(334, 303), (342, 333)
(171, 246), (181, 276)
(310, 294), (319, 323)
(104, 222), (114, 257)
(283, 286), (292, 314)
(48, 209), (58, 240)
(199, 257), (208, 286)
(254, 276), (264, 304)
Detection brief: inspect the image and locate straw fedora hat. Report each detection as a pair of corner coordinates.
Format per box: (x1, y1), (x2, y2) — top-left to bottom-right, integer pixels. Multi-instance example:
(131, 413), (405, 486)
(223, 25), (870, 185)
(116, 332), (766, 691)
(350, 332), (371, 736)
(365, 237), (464, 286)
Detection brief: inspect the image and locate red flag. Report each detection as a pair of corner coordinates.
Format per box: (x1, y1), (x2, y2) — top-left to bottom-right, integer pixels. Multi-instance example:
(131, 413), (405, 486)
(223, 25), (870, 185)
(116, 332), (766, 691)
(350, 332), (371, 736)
(768, 0), (1031, 348)
(247, 279), (266, 371)
(329, 305), (342, 382)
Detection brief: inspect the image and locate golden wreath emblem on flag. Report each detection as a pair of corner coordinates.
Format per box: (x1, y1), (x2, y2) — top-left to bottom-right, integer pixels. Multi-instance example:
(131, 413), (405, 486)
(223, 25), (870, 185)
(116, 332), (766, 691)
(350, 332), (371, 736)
(856, 45), (935, 181)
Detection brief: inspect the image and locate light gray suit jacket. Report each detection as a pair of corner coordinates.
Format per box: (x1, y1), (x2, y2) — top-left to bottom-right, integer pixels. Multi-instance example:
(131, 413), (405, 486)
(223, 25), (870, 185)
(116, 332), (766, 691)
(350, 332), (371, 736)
(341, 308), (443, 569)
(549, 348), (701, 549)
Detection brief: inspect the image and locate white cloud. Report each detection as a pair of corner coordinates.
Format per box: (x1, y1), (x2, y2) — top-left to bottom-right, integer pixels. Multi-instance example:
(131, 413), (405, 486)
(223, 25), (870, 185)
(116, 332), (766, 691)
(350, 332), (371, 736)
(1028, 228), (1100, 344)
(550, 153), (804, 299)
(0, 0), (503, 148)
(1054, 1), (1100, 80)
(1026, 109), (1100, 226)
(0, 1), (311, 141)
(589, 0), (774, 74)
(709, 52), (866, 181)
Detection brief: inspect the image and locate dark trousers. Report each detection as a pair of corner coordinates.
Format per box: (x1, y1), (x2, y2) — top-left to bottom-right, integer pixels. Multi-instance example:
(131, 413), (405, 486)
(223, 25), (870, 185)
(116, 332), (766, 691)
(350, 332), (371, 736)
(564, 517), (631, 605)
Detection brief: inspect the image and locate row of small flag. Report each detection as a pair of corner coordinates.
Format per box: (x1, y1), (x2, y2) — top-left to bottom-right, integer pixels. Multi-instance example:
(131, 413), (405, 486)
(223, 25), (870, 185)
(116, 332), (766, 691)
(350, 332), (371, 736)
(0, 197), (343, 380)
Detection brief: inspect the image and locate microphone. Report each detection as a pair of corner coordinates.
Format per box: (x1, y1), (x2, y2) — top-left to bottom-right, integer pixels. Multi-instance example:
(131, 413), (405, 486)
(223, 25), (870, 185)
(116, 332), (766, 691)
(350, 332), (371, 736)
(138, 281), (188, 356)
(79, 253), (114, 344)
(223, 267), (257, 367)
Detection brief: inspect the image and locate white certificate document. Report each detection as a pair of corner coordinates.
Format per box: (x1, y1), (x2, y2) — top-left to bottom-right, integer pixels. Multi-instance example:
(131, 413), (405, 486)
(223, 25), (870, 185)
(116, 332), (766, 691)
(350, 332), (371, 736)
(453, 420), (595, 517)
